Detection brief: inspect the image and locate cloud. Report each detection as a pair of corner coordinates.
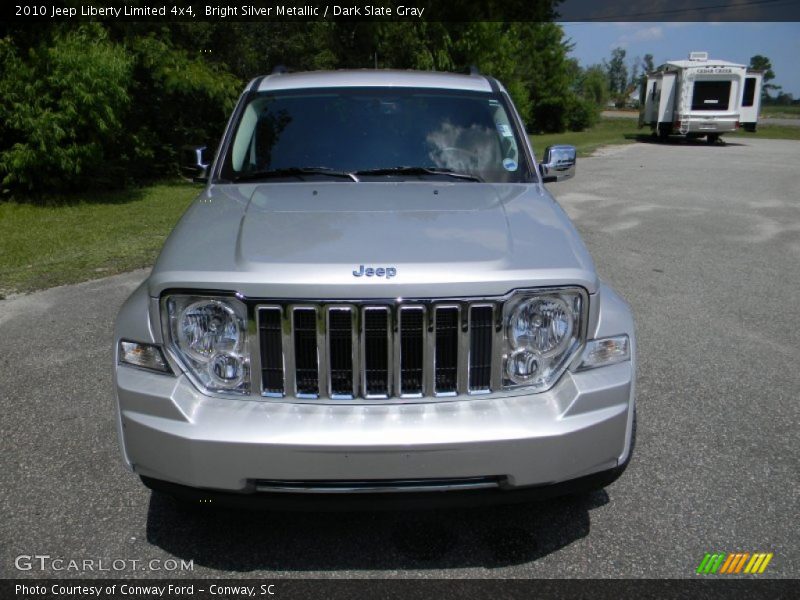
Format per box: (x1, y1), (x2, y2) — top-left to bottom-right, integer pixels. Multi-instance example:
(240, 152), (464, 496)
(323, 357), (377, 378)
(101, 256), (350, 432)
(613, 26), (664, 48)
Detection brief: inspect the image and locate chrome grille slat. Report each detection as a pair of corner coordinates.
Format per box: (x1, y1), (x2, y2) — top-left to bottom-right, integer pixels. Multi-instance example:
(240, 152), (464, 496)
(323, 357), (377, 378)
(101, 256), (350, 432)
(316, 308), (328, 399)
(457, 306), (470, 396)
(282, 307), (296, 397)
(491, 305), (505, 393)
(259, 300), (499, 401)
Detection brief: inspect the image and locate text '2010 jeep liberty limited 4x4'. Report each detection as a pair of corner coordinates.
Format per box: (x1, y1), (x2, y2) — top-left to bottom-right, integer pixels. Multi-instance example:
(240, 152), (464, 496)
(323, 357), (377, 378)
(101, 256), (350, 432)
(113, 70), (635, 508)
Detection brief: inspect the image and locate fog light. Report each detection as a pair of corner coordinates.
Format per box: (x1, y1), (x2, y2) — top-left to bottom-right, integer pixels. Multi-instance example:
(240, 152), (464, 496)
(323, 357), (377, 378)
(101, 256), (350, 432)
(209, 353), (244, 387)
(119, 341), (172, 374)
(579, 335), (630, 370)
(506, 349), (539, 384)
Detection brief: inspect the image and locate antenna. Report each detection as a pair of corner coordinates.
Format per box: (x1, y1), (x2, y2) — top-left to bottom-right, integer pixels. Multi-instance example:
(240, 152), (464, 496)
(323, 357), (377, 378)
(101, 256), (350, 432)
(271, 65), (288, 74)
(468, 65), (481, 75)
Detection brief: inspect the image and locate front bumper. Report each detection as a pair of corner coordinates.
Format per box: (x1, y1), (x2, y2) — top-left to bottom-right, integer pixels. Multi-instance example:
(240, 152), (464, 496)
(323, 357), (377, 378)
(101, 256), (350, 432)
(681, 116), (738, 133)
(116, 359), (634, 495)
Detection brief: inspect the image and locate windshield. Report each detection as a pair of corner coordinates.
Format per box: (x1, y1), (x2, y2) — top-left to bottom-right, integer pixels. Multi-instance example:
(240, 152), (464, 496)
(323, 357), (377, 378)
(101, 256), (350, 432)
(219, 87), (531, 183)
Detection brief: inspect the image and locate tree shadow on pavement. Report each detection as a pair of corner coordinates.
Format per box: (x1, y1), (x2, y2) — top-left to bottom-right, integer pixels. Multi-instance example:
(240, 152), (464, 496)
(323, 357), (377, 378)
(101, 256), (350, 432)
(145, 490), (609, 572)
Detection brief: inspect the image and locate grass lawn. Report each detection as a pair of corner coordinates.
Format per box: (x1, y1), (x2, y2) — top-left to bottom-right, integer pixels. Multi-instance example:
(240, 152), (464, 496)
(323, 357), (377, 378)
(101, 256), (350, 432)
(760, 105), (800, 118)
(531, 116), (800, 157)
(0, 183), (198, 297)
(531, 118), (641, 157)
(728, 124), (800, 141)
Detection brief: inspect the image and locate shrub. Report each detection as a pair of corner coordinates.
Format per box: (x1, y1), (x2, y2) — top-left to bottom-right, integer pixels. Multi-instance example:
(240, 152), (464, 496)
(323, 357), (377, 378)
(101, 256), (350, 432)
(0, 27), (132, 195)
(566, 96), (600, 131)
(123, 34), (240, 181)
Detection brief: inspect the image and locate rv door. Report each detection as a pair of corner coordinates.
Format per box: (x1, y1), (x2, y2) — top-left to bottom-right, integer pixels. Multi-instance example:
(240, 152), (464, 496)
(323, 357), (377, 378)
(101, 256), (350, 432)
(739, 73), (763, 131)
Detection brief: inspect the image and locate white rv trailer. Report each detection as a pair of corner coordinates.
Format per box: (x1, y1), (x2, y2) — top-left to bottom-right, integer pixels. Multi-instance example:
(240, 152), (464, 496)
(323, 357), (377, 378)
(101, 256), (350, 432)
(639, 52), (763, 142)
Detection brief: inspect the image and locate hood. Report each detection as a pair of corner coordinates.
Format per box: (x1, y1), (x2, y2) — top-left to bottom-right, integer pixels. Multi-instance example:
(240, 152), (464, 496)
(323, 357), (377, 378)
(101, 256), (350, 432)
(149, 182), (597, 298)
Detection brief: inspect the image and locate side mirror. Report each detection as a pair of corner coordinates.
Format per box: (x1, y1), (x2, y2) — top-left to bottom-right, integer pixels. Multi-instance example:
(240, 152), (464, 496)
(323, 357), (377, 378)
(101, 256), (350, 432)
(538, 145), (577, 183)
(180, 145), (211, 183)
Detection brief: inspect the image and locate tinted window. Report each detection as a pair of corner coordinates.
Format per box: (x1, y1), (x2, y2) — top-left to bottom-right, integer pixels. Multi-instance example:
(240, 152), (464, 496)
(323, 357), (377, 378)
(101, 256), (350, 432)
(221, 88), (530, 183)
(742, 77), (756, 107)
(691, 81), (732, 111)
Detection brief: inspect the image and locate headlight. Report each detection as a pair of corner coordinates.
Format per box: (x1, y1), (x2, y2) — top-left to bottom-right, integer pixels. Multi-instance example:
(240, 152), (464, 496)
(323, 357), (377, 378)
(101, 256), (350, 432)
(507, 296), (573, 356)
(163, 295), (250, 394)
(178, 300), (243, 361)
(503, 289), (584, 391)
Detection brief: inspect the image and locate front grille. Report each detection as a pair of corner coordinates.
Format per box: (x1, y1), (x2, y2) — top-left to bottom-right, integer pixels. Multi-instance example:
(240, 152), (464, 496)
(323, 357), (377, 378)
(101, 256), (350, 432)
(257, 300), (500, 401)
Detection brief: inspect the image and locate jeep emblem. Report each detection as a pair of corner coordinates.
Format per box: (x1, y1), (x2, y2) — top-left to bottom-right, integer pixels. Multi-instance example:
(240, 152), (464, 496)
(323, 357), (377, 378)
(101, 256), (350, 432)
(353, 265), (396, 279)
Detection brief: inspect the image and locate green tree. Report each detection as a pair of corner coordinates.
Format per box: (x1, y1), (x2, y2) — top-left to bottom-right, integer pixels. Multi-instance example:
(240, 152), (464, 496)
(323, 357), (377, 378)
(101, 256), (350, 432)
(0, 26), (132, 194)
(1, 10), (595, 196)
(511, 22), (589, 132)
(122, 33), (240, 180)
(749, 54), (780, 101)
(579, 65), (610, 108)
(605, 47), (628, 97)
(642, 53), (655, 74)
(628, 56), (640, 91)
(450, 22), (533, 124)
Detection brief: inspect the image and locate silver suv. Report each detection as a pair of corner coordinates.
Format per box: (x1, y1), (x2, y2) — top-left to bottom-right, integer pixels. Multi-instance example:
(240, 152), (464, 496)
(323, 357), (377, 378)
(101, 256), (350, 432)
(113, 70), (635, 508)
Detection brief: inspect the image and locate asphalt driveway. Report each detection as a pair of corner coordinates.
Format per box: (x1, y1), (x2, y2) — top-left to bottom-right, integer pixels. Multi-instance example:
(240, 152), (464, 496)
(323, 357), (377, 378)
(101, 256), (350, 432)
(1, 137), (797, 579)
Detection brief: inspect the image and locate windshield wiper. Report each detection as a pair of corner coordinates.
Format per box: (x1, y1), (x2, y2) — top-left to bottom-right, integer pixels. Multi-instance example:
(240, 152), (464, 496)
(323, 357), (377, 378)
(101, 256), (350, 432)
(233, 167), (359, 182)
(354, 166), (483, 182)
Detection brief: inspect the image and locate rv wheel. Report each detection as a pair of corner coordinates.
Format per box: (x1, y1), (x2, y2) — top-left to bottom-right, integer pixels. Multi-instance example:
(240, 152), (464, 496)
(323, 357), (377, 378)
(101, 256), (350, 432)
(706, 134), (720, 144)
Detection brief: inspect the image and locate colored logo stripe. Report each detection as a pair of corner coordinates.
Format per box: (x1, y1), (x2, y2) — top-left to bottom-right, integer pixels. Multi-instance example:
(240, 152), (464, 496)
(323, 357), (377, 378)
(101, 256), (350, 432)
(745, 553), (773, 574)
(697, 552), (773, 574)
(720, 553), (749, 573)
(697, 553), (726, 574)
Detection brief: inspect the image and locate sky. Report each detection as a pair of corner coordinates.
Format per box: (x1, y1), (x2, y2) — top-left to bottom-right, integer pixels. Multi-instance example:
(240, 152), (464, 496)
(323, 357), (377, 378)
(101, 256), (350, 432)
(561, 22), (800, 97)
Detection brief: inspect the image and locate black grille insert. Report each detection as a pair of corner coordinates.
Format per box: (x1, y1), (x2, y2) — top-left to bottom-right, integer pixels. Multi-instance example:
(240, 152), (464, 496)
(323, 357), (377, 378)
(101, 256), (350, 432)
(293, 308), (319, 396)
(399, 307), (424, 395)
(259, 308), (284, 394)
(363, 308), (390, 396)
(434, 307), (459, 394)
(328, 308), (353, 396)
(469, 306), (493, 391)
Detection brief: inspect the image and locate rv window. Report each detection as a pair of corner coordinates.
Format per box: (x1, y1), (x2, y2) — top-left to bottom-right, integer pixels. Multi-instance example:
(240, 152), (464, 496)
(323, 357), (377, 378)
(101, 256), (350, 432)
(742, 78), (756, 107)
(691, 81), (732, 111)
